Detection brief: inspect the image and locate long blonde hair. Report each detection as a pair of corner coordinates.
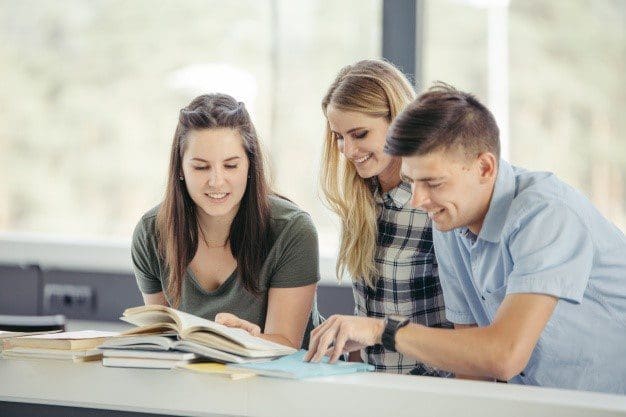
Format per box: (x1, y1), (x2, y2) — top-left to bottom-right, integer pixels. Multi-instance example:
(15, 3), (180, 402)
(320, 59), (416, 287)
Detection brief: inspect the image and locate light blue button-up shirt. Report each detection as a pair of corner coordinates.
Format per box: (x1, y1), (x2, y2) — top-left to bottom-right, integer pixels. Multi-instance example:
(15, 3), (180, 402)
(433, 160), (626, 394)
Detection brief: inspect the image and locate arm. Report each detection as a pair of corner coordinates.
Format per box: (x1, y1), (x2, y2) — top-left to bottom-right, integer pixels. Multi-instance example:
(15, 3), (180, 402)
(306, 293), (557, 381)
(395, 293), (557, 380)
(262, 284), (317, 348)
(216, 284), (316, 348)
(451, 323), (490, 380)
(141, 291), (168, 306)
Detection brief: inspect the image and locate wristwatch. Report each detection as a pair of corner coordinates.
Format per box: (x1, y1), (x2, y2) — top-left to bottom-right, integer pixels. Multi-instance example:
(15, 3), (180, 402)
(381, 315), (410, 352)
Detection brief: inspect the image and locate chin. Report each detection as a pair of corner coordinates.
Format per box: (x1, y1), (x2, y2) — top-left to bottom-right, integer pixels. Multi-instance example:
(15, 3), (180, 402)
(198, 204), (237, 218)
(433, 221), (454, 232)
(354, 166), (383, 180)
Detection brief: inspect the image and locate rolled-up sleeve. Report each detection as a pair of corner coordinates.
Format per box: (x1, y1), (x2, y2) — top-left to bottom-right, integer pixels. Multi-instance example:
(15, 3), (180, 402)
(505, 203), (592, 304)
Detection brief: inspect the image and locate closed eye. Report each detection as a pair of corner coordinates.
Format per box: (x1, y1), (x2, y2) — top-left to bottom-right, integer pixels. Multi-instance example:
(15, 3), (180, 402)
(429, 183), (443, 189)
(353, 130), (368, 139)
(224, 164), (238, 169)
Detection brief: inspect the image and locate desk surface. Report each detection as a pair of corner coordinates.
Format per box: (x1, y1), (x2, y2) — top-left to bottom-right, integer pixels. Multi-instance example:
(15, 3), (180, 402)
(1, 357), (625, 417)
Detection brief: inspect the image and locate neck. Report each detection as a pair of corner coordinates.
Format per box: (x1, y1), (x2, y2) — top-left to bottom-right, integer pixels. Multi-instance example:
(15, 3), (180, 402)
(467, 181), (496, 235)
(377, 158), (402, 193)
(196, 205), (239, 245)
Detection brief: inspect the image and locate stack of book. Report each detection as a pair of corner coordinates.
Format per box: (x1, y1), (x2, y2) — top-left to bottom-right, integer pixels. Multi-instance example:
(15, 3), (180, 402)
(98, 305), (297, 369)
(1, 330), (118, 362)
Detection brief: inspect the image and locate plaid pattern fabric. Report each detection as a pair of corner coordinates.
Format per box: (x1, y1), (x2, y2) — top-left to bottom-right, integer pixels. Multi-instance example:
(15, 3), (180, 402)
(353, 181), (452, 376)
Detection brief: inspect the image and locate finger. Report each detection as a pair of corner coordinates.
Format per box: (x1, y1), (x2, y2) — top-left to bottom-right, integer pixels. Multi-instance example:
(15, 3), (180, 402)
(306, 321), (337, 362)
(215, 312), (236, 325)
(309, 315), (336, 339)
(312, 322), (340, 363)
(307, 315), (339, 356)
(242, 322), (261, 336)
(329, 326), (349, 364)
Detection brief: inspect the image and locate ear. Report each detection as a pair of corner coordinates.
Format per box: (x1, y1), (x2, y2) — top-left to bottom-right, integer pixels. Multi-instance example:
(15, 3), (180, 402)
(476, 152), (497, 183)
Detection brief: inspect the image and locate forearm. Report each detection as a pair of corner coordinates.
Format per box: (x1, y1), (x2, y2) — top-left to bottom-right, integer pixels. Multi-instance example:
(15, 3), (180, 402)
(258, 333), (299, 349)
(394, 324), (517, 380)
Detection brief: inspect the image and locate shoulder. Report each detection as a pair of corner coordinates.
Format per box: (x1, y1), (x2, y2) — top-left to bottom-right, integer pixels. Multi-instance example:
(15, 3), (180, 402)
(268, 195), (317, 239)
(132, 205), (161, 245)
(505, 169), (588, 234)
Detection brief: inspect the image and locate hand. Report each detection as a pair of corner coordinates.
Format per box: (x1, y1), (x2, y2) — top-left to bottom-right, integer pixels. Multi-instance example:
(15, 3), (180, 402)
(215, 312), (261, 336)
(304, 315), (384, 364)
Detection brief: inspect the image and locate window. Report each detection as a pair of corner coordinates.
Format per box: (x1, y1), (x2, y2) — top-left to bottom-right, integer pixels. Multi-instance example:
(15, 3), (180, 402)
(423, 0), (626, 229)
(0, 0), (382, 259)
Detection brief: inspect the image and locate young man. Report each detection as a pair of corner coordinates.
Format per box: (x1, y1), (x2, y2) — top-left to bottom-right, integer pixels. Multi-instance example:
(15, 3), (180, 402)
(305, 83), (626, 394)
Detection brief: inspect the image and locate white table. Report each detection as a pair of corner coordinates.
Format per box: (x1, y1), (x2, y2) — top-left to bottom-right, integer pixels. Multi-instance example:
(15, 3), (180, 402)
(1, 357), (625, 417)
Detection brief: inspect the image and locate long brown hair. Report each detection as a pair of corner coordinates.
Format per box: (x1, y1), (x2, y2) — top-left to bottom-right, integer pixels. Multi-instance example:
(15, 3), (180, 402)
(157, 94), (271, 307)
(320, 59), (415, 287)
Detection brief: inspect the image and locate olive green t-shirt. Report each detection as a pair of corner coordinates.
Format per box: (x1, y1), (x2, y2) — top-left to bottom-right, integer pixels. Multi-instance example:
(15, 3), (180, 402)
(131, 195), (321, 337)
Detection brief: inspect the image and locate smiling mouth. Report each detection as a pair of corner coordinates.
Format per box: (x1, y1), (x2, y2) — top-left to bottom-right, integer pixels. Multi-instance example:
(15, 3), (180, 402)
(352, 153), (372, 164)
(427, 208), (445, 219)
(205, 192), (230, 202)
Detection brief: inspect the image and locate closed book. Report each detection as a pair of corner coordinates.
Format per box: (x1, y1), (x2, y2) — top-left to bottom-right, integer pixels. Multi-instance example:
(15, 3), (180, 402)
(4, 330), (118, 351)
(101, 348), (197, 361)
(102, 356), (194, 369)
(120, 305), (296, 359)
(1, 347), (102, 362)
(227, 350), (375, 379)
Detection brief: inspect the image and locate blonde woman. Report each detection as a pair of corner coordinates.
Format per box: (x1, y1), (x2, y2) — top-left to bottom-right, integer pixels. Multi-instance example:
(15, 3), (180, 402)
(306, 60), (451, 375)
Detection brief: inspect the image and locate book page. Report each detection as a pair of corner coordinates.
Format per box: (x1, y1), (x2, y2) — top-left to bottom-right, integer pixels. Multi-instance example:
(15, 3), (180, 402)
(175, 310), (294, 352)
(20, 330), (118, 340)
(0, 330), (62, 339)
(120, 310), (177, 327)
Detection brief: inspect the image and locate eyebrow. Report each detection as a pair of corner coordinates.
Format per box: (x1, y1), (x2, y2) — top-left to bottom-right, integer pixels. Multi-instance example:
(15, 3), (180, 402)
(190, 156), (241, 163)
(401, 170), (445, 182)
(415, 176), (446, 182)
(331, 127), (367, 136)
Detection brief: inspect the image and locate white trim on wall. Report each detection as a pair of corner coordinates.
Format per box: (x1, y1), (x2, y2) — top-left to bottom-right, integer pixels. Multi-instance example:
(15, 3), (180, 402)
(0, 233), (341, 286)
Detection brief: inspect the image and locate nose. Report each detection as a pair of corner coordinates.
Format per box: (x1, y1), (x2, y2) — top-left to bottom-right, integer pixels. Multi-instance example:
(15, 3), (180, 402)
(207, 168), (225, 188)
(341, 137), (358, 158)
(410, 183), (430, 210)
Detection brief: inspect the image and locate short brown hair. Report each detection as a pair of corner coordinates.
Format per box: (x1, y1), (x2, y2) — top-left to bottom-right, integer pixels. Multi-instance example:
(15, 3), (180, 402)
(385, 82), (500, 160)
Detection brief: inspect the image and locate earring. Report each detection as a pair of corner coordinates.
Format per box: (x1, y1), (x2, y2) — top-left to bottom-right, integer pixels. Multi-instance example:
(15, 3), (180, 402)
(179, 175), (184, 181)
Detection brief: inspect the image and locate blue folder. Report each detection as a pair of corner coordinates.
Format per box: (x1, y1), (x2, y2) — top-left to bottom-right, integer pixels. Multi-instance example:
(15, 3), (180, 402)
(226, 349), (374, 379)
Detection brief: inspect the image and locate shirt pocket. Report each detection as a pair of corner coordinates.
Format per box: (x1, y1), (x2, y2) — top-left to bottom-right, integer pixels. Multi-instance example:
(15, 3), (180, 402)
(482, 284), (507, 320)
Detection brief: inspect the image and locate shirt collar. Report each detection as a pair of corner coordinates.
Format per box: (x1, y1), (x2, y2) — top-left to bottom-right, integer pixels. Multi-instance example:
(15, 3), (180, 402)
(373, 180), (412, 209)
(461, 159), (516, 243)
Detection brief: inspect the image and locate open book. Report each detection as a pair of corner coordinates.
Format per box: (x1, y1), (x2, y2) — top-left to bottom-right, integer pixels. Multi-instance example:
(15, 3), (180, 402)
(119, 305), (296, 359)
(99, 334), (267, 364)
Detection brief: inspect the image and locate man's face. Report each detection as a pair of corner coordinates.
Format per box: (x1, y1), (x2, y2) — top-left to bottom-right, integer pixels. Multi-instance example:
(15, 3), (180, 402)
(401, 149), (496, 234)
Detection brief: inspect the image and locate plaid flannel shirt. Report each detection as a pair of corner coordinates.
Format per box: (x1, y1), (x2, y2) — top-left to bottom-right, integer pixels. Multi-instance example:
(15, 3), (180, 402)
(353, 181), (453, 376)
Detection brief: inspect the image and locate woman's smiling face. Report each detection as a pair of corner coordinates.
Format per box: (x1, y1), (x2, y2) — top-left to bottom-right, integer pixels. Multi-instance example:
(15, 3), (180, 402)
(326, 105), (395, 180)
